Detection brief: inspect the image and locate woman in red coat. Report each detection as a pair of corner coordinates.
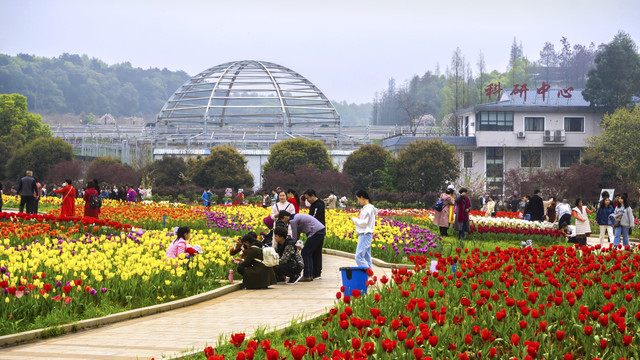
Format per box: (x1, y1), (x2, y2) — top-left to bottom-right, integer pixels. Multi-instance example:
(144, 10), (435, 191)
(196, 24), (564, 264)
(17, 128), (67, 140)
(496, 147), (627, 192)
(54, 179), (76, 217)
(83, 180), (100, 219)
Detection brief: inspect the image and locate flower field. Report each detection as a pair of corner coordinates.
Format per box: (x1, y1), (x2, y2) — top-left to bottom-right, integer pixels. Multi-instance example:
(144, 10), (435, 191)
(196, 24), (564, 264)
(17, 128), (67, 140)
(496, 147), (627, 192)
(0, 211), (234, 335)
(196, 244), (640, 360)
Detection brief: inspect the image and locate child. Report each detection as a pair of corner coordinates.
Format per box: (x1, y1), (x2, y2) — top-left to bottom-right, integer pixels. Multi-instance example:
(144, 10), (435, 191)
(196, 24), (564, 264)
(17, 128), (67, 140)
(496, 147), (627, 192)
(166, 227), (202, 267)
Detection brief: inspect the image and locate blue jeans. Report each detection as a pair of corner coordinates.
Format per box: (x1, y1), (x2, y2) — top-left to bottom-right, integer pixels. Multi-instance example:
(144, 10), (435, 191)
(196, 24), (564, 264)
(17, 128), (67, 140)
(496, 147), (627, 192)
(355, 233), (373, 269)
(614, 226), (630, 247)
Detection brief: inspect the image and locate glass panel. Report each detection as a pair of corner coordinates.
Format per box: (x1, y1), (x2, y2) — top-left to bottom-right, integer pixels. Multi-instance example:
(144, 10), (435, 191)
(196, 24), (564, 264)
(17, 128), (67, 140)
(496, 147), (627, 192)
(560, 150), (581, 167)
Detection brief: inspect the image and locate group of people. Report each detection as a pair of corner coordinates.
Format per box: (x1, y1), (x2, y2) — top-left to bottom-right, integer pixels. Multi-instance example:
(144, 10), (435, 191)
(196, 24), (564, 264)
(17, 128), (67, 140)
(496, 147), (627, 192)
(227, 188), (376, 289)
(433, 185), (471, 239)
(10, 170), (146, 219)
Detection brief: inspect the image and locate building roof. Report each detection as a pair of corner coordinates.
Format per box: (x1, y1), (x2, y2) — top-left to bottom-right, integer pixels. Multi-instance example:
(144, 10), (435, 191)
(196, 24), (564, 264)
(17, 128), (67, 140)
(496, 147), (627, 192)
(382, 135), (476, 150)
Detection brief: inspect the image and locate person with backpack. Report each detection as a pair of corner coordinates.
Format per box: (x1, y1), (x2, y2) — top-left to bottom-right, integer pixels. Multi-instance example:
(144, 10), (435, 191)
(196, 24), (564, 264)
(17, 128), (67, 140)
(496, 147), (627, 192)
(272, 226), (304, 285)
(277, 210), (325, 282)
(232, 233), (277, 289)
(433, 185), (456, 237)
(202, 188), (213, 207)
(83, 180), (101, 219)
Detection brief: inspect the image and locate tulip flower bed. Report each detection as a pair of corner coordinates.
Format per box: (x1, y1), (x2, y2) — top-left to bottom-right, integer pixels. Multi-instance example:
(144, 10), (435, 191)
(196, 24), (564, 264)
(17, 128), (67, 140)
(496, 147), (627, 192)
(192, 244), (640, 360)
(1, 194), (64, 213)
(0, 224), (235, 336)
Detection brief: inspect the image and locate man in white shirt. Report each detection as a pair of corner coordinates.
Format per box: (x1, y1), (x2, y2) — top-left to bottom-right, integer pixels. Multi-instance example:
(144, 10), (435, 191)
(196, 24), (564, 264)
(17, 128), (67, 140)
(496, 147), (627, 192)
(556, 199), (572, 230)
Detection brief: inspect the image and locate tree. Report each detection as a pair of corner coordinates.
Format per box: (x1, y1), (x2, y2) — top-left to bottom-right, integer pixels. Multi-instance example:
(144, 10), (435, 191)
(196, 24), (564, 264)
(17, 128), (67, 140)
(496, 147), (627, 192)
(44, 160), (83, 185)
(343, 144), (394, 191)
(5, 137), (73, 181)
(141, 156), (188, 187)
(538, 42), (558, 81)
(263, 165), (352, 196)
(262, 138), (333, 175)
(0, 93), (52, 179)
(394, 139), (460, 193)
(395, 83), (430, 135)
(87, 158), (141, 186)
(188, 146), (253, 189)
(583, 32), (640, 114)
(587, 105), (640, 184)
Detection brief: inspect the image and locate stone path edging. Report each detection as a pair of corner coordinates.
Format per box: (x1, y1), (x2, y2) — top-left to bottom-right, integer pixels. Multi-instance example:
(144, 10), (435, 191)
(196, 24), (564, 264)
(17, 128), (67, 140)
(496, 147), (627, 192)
(0, 282), (243, 348)
(323, 248), (414, 269)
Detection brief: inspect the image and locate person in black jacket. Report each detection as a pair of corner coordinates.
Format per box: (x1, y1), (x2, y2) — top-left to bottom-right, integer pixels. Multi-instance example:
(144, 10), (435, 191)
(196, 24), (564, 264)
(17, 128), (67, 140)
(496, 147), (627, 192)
(272, 226), (304, 285)
(17, 170), (37, 214)
(304, 189), (325, 280)
(529, 190), (545, 222)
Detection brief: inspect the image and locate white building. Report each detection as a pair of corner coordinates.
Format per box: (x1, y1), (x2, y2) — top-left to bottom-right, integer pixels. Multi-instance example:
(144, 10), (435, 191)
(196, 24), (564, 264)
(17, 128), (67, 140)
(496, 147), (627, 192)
(383, 89), (604, 196)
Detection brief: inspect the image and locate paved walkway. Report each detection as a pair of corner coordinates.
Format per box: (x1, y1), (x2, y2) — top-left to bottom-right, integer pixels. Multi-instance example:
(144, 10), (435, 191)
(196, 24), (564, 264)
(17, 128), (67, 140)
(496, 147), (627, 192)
(0, 254), (391, 360)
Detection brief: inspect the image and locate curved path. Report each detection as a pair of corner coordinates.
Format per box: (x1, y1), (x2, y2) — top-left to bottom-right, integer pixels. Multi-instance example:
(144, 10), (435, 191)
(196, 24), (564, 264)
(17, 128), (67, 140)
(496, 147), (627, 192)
(0, 254), (392, 360)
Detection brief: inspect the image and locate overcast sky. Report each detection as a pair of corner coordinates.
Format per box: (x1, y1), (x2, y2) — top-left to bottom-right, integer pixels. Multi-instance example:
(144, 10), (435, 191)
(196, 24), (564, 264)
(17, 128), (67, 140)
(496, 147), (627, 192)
(1, 0), (639, 104)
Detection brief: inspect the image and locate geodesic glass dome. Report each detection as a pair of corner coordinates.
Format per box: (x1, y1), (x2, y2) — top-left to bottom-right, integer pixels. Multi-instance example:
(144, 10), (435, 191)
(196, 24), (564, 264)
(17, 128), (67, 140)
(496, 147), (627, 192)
(156, 60), (341, 136)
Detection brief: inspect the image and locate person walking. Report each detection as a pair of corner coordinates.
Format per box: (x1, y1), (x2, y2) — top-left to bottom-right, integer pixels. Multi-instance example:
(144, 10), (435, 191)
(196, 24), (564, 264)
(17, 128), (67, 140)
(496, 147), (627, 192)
(433, 185), (456, 236)
(33, 177), (42, 214)
(83, 180), (100, 219)
(529, 190), (545, 221)
(454, 188), (471, 239)
(572, 198), (594, 246)
(350, 190), (378, 269)
(596, 196), (615, 245)
(54, 179), (76, 217)
(277, 211), (325, 282)
(613, 194), (634, 248)
(305, 189), (326, 278)
(17, 170), (37, 214)
(202, 188), (213, 207)
(262, 191), (272, 209)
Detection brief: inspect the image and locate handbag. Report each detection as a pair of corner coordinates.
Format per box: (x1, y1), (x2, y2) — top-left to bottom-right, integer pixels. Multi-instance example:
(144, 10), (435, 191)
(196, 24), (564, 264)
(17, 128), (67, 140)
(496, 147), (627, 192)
(263, 215), (274, 228)
(614, 220), (621, 228)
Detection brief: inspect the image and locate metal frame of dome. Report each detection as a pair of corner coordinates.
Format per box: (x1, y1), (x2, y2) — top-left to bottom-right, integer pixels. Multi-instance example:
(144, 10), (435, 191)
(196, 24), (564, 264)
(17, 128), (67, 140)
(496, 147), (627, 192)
(156, 60), (342, 139)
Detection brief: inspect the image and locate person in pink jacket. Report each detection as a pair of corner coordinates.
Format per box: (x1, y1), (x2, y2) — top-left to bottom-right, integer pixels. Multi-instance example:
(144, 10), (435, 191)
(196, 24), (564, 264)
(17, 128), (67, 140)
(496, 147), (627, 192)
(166, 227), (200, 267)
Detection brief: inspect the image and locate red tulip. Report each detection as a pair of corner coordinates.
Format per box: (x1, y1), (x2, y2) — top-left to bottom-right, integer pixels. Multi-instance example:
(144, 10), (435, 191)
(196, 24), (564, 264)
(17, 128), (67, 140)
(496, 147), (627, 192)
(584, 326), (593, 336)
(623, 335), (633, 346)
(305, 336), (316, 348)
(230, 333), (245, 347)
(266, 349), (278, 360)
(511, 334), (520, 346)
(290, 345), (307, 360)
(428, 336), (438, 347)
(600, 339), (607, 350)
(556, 331), (565, 341)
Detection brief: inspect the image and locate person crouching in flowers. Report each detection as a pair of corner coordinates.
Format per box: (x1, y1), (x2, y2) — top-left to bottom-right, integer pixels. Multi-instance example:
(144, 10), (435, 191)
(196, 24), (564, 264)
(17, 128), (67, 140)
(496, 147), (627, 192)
(232, 233), (277, 289)
(166, 227), (201, 268)
(350, 190), (378, 269)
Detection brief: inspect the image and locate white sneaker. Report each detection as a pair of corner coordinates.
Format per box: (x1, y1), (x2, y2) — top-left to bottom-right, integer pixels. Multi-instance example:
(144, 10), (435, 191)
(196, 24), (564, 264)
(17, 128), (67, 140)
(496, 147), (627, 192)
(287, 275), (301, 285)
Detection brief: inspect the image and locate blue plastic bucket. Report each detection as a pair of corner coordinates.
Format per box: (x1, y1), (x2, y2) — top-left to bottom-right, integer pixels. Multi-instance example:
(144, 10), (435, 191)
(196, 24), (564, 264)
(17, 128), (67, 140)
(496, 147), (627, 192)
(339, 266), (369, 295)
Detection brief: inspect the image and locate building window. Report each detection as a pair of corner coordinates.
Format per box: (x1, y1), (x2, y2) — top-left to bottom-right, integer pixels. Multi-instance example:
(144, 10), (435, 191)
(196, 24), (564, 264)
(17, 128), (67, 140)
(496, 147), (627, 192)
(486, 147), (504, 194)
(521, 149), (541, 167)
(524, 117), (544, 131)
(464, 152), (473, 168)
(477, 111), (514, 131)
(560, 149), (580, 167)
(564, 117), (584, 132)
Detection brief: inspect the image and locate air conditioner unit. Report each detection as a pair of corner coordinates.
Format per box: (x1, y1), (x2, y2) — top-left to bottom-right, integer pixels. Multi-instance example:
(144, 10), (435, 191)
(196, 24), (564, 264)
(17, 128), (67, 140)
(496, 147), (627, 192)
(544, 130), (552, 137)
(517, 131), (526, 138)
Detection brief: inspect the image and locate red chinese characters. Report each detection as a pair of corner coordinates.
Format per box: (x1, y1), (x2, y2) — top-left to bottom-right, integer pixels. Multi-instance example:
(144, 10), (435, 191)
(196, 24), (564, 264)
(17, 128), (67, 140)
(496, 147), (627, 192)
(558, 87), (574, 98)
(510, 84), (529, 102)
(484, 82), (503, 100)
(536, 81), (551, 101)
